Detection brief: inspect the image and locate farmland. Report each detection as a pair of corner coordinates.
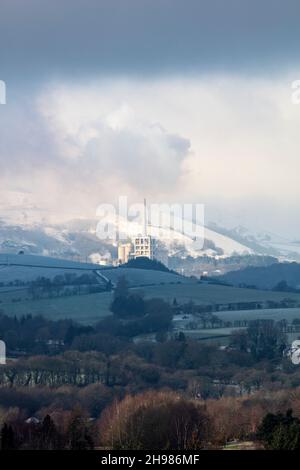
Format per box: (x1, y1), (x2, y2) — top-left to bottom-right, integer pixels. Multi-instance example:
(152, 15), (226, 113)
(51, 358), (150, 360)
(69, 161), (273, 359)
(0, 253), (188, 286)
(0, 290), (113, 324)
(0, 253), (100, 283)
(1, 253), (300, 327)
(103, 267), (190, 287)
(217, 307), (300, 322)
(136, 282), (300, 305)
(1, 279), (300, 325)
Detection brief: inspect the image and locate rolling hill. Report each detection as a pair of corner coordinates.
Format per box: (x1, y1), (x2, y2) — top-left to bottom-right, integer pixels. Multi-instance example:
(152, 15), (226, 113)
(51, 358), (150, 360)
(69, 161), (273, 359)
(1, 267), (300, 324)
(0, 253), (188, 287)
(0, 216), (274, 263)
(220, 262), (300, 290)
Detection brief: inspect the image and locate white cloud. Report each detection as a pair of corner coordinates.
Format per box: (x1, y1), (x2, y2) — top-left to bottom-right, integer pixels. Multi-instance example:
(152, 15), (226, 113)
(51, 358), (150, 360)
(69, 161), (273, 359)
(1, 74), (300, 235)
(37, 81), (191, 206)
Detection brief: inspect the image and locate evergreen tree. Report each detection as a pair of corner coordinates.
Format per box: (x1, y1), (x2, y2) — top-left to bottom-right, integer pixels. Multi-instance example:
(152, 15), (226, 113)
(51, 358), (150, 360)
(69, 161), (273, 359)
(1, 423), (15, 450)
(257, 409), (300, 449)
(67, 410), (94, 450)
(40, 414), (60, 450)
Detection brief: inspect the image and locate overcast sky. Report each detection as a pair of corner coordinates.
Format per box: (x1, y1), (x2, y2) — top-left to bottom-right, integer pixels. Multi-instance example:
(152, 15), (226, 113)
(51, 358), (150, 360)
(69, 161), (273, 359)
(1, 0), (300, 236)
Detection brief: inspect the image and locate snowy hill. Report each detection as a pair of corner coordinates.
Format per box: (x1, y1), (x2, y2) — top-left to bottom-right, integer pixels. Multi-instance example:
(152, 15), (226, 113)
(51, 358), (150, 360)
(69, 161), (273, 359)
(0, 211), (299, 266)
(0, 214), (253, 262)
(93, 211), (254, 259)
(211, 224), (300, 261)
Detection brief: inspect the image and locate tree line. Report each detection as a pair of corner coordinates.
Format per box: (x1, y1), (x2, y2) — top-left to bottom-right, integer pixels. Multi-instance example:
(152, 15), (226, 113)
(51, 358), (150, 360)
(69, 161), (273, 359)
(3, 388), (300, 449)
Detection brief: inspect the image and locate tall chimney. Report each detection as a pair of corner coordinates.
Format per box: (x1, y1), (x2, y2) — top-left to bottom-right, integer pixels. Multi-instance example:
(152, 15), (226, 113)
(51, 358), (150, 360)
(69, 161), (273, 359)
(144, 198), (147, 236)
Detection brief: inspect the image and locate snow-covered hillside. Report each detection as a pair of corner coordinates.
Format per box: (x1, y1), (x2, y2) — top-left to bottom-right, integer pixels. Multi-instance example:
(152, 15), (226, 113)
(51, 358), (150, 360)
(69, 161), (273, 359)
(93, 211), (253, 258)
(0, 211), (298, 263)
(204, 226), (253, 257)
(216, 225), (300, 261)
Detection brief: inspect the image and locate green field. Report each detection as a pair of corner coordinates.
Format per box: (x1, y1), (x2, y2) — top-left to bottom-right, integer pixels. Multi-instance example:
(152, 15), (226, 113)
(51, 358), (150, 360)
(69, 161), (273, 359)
(136, 283), (300, 305)
(102, 267), (191, 287)
(181, 326), (246, 340)
(0, 290), (113, 324)
(1, 282), (300, 325)
(217, 307), (300, 322)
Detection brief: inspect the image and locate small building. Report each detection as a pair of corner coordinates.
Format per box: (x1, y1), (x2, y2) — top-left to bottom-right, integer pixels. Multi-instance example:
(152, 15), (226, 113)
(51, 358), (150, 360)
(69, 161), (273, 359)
(118, 242), (133, 264)
(25, 417), (40, 425)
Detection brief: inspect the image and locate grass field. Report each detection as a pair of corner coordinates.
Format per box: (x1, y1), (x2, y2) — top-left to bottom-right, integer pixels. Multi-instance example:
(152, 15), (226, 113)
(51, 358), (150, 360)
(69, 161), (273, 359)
(135, 283), (300, 305)
(0, 290), (113, 324)
(184, 327), (246, 336)
(176, 329), (236, 347)
(223, 441), (264, 450)
(2, 281), (300, 325)
(0, 265), (99, 283)
(0, 253), (100, 283)
(217, 307), (300, 322)
(0, 253), (189, 286)
(103, 267), (191, 287)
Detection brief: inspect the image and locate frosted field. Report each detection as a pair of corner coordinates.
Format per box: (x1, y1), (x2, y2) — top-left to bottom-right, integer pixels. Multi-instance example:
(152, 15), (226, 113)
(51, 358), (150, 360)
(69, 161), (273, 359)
(135, 283), (300, 305)
(0, 253), (97, 270)
(0, 265), (99, 283)
(1, 281), (300, 325)
(217, 307), (300, 322)
(103, 267), (191, 287)
(181, 327), (247, 338)
(0, 253), (100, 283)
(0, 254), (189, 288)
(1, 253), (300, 326)
(0, 290), (113, 324)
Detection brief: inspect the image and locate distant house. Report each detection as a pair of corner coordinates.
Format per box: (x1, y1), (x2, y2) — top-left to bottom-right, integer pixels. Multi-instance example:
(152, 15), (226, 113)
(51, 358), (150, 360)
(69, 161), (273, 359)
(25, 417), (40, 425)
(118, 242), (133, 264)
